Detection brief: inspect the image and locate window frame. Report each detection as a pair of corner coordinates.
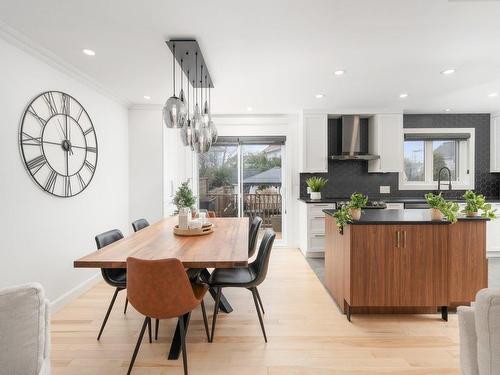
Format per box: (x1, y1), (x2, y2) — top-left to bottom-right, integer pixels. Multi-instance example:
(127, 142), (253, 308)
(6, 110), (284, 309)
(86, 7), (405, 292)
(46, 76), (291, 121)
(398, 128), (475, 191)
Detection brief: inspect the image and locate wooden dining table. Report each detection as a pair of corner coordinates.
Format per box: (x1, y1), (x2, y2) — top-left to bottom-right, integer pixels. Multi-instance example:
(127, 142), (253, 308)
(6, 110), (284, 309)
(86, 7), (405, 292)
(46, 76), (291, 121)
(74, 216), (249, 359)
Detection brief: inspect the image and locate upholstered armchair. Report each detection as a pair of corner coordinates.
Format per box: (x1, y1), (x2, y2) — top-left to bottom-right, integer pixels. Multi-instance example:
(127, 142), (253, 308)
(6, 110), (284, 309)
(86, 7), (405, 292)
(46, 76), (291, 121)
(0, 283), (50, 375)
(458, 289), (500, 375)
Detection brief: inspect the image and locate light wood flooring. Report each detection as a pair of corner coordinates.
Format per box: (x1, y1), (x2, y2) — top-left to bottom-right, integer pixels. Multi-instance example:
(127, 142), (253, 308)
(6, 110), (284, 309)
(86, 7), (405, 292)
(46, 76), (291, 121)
(51, 247), (461, 374)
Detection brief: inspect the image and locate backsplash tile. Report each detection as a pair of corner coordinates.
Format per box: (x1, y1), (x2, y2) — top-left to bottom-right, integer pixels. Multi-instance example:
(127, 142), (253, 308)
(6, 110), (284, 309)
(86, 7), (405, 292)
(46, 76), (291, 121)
(299, 114), (500, 199)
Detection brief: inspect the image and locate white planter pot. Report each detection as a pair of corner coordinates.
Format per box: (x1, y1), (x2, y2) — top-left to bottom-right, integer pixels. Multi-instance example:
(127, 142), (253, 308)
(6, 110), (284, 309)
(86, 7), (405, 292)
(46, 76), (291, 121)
(310, 192), (321, 200)
(349, 208), (362, 220)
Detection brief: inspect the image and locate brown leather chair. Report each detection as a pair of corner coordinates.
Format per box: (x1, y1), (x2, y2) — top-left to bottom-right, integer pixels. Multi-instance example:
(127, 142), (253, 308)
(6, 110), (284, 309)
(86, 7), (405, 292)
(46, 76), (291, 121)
(126, 257), (209, 375)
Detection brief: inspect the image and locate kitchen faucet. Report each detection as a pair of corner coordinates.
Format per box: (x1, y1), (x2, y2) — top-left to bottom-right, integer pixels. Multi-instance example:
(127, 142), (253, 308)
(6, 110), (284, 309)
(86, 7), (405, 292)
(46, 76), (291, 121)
(437, 166), (452, 195)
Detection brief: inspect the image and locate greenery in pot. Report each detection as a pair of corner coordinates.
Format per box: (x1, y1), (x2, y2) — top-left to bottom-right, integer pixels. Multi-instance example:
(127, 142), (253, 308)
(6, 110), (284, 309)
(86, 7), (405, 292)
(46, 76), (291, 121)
(424, 192), (460, 223)
(305, 176), (328, 199)
(173, 180), (196, 211)
(348, 192), (368, 220)
(462, 190), (496, 218)
(333, 205), (352, 234)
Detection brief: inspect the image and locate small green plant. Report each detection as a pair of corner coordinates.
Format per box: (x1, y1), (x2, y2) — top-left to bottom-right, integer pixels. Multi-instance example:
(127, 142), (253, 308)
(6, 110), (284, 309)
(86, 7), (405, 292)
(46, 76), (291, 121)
(462, 190), (496, 219)
(305, 176), (328, 192)
(425, 192), (460, 223)
(333, 206), (352, 233)
(173, 180), (196, 211)
(349, 192), (368, 209)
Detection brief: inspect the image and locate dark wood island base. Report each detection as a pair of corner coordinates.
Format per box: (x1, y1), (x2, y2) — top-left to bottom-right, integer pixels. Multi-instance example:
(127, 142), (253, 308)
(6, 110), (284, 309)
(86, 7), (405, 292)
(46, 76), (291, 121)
(324, 209), (488, 321)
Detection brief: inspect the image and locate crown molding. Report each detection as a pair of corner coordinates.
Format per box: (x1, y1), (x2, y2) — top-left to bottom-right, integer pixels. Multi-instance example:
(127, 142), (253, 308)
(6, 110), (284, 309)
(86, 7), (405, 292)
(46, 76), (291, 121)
(0, 20), (130, 108)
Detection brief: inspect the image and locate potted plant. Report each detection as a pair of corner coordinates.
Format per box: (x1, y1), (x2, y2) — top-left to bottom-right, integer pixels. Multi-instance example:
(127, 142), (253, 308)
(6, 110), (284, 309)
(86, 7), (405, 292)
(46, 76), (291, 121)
(462, 190), (496, 218)
(333, 205), (352, 234)
(305, 176), (328, 200)
(424, 192), (459, 223)
(348, 192), (368, 220)
(173, 180), (196, 212)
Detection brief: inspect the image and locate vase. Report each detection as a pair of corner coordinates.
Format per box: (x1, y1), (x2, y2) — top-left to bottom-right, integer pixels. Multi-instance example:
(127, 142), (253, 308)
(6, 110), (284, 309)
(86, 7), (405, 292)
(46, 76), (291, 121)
(430, 208), (444, 221)
(466, 211), (479, 217)
(349, 208), (362, 220)
(310, 192), (321, 200)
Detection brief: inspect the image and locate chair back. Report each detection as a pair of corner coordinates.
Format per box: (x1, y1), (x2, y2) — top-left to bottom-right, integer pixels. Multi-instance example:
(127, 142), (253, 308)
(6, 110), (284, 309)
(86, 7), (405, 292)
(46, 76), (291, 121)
(248, 216), (263, 258)
(95, 229), (125, 286)
(127, 257), (200, 319)
(250, 229), (276, 286)
(132, 218), (150, 232)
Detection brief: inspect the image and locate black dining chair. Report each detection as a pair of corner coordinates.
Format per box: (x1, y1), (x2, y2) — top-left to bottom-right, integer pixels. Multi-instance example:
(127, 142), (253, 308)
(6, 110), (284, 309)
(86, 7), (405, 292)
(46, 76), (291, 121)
(95, 229), (128, 340)
(209, 229), (276, 342)
(132, 218), (150, 232)
(248, 216), (263, 258)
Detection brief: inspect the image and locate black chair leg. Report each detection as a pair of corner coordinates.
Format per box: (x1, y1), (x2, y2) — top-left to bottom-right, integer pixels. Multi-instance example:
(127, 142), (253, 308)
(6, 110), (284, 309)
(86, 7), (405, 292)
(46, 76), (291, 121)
(97, 287), (120, 340)
(210, 287), (222, 342)
(127, 317), (148, 375)
(251, 287), (267, 342)
(155, 318), (159, 340)
(147, 317), (152, 343)
(200, 299), (210, 342)
(124, 297), (129, 314)
(178, 315), (189, 375)
(254, 287), (265, 314)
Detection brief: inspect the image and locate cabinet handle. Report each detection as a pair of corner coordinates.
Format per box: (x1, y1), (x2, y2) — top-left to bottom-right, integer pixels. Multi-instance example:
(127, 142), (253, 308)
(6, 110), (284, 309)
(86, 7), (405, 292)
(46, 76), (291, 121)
(314, 234), (325, 238)
(403, 231), (407, 248)
(314, 216), (325, 219)
(314, 204), (329, 207)
(396, 231), (400, 248)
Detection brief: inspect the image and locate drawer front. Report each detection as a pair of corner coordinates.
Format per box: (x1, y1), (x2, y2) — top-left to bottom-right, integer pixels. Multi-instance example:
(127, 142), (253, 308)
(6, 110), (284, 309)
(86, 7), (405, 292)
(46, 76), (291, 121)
(308, 203), (335, 217)
(309, 233), (325, 250)
(310, 217), (326, 233)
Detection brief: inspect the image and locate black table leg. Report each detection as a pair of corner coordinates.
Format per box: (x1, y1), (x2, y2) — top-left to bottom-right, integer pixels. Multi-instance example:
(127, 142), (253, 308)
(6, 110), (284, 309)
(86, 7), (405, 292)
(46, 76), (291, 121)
(200, 268), (233, 314)
(167, 312), (191, 360)
(441, 306), (448, 322)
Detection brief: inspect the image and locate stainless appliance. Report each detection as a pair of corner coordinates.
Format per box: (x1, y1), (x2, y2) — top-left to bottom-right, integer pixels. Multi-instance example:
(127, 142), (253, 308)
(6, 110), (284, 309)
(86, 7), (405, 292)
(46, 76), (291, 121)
(330, 115), (380, 160)
(404, 202), (430, 209)
(336, 200), (387, 209)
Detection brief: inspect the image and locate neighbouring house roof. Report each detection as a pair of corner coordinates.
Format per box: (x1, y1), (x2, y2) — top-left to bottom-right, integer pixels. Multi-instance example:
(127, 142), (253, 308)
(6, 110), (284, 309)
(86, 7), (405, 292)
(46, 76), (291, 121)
(243, 167), (282, 184)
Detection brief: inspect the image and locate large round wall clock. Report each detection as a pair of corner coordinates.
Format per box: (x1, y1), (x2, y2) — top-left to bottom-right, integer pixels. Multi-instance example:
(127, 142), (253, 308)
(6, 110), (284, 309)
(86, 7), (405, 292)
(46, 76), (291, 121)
(19, 91), (98, 197)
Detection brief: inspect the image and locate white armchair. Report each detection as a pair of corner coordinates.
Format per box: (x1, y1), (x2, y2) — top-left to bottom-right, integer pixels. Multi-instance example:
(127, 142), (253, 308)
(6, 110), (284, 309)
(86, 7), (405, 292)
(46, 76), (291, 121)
(458, 289), (500, 375)
(0, 283), (50, 375)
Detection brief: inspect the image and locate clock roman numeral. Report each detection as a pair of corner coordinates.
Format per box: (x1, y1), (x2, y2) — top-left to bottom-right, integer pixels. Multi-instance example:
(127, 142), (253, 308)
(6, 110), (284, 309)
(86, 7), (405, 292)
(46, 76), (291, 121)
(27, 106), (47, 127)
(43, 92), (58, 115)
(45, 170), (57, 193)
(21, 132), (42, 146)
(26, 155), (46, 175)
(77, 172), (86, 190)
(76, 107), (84, 122)
(84, 160), (95, 173)
(64, 176), (72, 197)
(86, 146), (97, 153)
(61, 94), (70, 115)
(83, 127), (94, 136)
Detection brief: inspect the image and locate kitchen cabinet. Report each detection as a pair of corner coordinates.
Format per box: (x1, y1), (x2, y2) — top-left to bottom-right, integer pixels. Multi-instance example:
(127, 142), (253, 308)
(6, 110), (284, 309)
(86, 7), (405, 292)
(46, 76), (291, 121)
(298, 201), (335, 257)
(299, 113), (328, 173)
(490, 114), (500, 172)
(487, 203), (500, 257)
(368, 114), (403, 173)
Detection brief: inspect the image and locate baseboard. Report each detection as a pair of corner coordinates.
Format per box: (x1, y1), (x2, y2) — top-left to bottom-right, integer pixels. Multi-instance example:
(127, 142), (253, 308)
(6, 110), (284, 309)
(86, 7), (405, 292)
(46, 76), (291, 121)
(50, 273), (101, 314)
(488, 252), (500, 258)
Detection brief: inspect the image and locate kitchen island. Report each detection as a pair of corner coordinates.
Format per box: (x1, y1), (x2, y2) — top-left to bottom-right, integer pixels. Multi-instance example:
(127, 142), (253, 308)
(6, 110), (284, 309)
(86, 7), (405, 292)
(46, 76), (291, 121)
(323, 209), (488, 321)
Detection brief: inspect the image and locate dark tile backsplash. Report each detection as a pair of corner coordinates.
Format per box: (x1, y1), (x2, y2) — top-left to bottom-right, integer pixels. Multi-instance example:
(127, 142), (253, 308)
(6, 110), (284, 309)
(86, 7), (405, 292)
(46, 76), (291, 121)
(299, 114), (500, 199)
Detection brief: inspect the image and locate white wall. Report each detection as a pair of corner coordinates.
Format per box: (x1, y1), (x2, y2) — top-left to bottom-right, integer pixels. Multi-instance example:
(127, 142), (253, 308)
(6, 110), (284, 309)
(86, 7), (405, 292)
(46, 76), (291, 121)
(0, 37), (129, 305)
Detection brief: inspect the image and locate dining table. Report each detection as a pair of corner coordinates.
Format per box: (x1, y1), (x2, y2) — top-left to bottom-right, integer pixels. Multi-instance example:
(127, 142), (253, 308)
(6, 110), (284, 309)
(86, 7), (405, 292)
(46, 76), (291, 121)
(74, 216), (249, 359)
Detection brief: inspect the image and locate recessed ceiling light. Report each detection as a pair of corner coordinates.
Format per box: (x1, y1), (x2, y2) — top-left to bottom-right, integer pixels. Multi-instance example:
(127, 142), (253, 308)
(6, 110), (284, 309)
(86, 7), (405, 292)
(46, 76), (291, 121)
(441, 68), (455, 75)
(399, 93), (409, 99)
(315, 94), (325, 99)
(82, 49), (96, 56)
(246, 107), (253, 111)
(444, 108), (451, 112)
(488, 92), (498, 98)
(143, 95), (151, 100)
(334, 70), (345, 76)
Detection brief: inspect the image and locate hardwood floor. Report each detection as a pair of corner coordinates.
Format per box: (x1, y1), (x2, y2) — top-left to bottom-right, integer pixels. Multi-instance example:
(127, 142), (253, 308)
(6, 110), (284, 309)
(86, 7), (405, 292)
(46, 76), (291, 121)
(52, 247), (461, 374)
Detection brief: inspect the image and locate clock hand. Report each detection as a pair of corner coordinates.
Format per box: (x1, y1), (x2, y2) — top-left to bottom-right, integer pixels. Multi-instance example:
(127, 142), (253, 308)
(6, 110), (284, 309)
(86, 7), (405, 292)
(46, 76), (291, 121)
(56, 118), (67, 140)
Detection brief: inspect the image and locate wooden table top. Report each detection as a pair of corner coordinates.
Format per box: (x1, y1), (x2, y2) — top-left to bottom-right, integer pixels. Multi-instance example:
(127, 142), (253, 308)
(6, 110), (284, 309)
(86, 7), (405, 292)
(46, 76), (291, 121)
(74, 217), (249, 269)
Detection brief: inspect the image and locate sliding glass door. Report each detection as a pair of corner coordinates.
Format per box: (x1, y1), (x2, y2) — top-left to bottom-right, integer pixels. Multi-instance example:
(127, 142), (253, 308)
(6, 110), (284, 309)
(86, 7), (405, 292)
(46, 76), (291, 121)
(197, 137), (285, 242)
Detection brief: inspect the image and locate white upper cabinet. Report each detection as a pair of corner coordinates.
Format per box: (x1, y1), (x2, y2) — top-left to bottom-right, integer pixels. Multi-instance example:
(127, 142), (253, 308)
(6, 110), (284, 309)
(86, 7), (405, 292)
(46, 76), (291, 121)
(300, 113), (328, 173)
(368, 114), (403, 173)
(490, 114), (500, 172)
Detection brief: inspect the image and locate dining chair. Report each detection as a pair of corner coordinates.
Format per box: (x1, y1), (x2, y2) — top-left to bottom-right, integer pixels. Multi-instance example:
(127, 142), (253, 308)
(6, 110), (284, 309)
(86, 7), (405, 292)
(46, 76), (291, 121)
(209, 229), (276, 342)
(132, 218), (150, 232)
(94, 229), (128, 340)
(126, 257), (210, 375)
(248, 216), (263, 258)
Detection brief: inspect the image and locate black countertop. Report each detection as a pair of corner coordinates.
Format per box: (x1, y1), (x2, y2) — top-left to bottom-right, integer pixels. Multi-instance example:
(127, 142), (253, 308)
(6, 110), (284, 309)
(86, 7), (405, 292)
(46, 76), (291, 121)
(322, 208), (490, 224)
(298, 196), (500, 204)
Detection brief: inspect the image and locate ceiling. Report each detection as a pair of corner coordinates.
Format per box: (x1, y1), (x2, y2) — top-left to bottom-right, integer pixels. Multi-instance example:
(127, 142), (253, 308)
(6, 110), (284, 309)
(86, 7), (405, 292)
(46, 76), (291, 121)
(1, 0), (500, 114)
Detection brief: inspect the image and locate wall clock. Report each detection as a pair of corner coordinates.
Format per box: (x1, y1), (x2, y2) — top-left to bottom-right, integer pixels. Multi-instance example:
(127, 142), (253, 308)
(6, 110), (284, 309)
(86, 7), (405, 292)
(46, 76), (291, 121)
(19, 91), (98, 197)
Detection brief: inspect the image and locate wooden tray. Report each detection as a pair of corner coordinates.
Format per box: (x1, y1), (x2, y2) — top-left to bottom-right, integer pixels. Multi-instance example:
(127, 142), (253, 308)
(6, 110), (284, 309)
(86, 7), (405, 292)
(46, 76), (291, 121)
(173, 222), (214, 236)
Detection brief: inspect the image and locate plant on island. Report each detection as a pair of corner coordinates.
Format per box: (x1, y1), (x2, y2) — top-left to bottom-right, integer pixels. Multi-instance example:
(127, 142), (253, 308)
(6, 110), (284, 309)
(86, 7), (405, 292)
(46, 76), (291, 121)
(462, 190), (496, 219)
(333, 205), (352, 234)
(424, 192), (459, 223)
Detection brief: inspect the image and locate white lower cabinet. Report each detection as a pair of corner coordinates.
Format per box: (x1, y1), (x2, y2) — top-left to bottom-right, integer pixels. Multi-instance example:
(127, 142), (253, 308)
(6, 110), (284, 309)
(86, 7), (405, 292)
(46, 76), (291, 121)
(487, 203), (500, 257)
(299, 201), (335, 257)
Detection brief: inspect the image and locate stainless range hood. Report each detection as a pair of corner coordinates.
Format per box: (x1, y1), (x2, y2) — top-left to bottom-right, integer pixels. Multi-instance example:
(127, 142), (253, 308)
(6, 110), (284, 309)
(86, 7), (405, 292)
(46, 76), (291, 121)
(329, 115), (380, 160)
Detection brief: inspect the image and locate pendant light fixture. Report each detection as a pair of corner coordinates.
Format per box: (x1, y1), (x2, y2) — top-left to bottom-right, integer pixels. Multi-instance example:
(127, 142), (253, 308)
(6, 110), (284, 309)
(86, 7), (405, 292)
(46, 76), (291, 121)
(163, 44), (186, 128)
(208, 85), (217, 143)
(191, 53), (203, 153)
(180, 68), (193, 146)
(197, 65), (211, 153)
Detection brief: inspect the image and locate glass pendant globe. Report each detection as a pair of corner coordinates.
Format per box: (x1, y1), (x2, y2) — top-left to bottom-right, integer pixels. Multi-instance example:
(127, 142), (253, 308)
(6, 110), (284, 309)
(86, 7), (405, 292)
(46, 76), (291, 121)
(197, 125), (212, 153)
(162, 95), (186, 128)
(180, 119), (193, 146)
(208, 119), (218, 143)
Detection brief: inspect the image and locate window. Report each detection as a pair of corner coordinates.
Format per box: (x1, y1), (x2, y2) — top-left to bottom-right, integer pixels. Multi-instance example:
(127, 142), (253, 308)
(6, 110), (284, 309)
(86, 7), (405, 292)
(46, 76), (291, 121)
(399, 128), (474, 190)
